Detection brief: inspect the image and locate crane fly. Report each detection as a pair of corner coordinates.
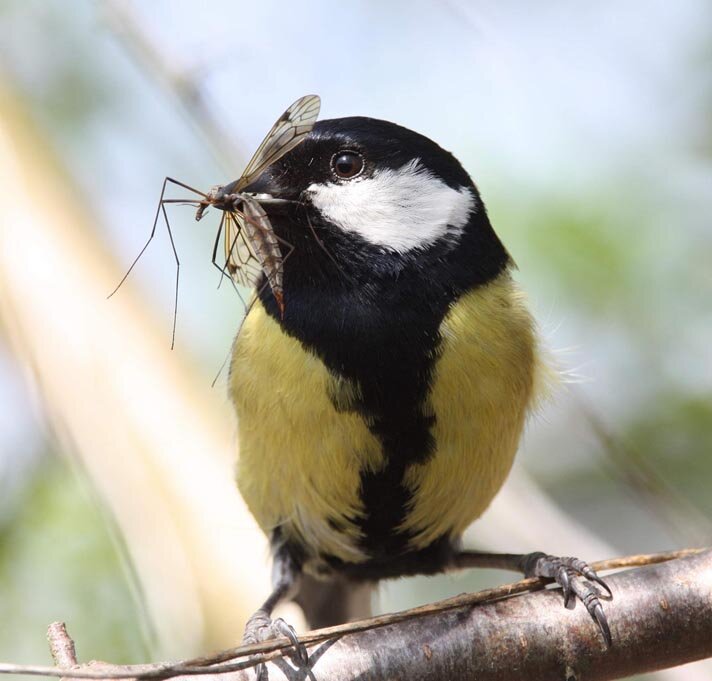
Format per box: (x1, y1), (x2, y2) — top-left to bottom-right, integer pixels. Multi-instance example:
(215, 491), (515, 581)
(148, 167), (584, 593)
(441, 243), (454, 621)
(110, 94), (321, 347)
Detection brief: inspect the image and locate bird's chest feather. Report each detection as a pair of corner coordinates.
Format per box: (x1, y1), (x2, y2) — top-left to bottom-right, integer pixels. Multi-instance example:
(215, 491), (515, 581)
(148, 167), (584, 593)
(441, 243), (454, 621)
(229, 272), (540, 565)
(229, 299), (384, 564)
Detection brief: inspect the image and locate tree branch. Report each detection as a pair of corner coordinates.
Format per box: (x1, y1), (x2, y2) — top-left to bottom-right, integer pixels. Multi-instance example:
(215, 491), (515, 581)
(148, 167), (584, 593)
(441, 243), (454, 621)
(1, 549), (709, 681)
(196, 548), (712, 680)
(291, 548), (712, 681)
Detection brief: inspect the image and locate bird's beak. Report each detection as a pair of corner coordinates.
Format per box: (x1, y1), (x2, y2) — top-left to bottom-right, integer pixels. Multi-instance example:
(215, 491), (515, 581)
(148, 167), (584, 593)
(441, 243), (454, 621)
(241, 171), (297, 215)
(246, 193), (295, 215)
(240, 169), (277, 196)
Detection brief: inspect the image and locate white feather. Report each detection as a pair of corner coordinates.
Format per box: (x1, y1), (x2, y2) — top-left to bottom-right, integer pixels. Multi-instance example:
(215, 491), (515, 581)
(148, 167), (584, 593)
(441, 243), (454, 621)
(307, 159), (476, 252)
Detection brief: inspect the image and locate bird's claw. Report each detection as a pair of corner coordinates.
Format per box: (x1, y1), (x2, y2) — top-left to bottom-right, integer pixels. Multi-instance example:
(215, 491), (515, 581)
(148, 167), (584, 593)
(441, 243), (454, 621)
(243, 611), (308, 680)
(272, 618), (309, 665)
(520, 552), (613, 646)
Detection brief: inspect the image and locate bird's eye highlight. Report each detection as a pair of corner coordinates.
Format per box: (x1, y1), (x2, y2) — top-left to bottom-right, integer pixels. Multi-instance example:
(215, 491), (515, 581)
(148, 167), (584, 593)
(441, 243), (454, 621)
(331, 151), (364, 179)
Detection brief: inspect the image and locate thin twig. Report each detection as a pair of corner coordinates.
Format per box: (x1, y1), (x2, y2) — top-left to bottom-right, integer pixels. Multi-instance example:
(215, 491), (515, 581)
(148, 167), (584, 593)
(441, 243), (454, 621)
(47, 622), (78, 668)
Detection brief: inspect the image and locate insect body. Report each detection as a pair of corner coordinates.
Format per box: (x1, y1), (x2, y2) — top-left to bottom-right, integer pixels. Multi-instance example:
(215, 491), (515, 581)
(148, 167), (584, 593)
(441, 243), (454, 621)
(110, 95), (321, 339)
(193, 94), (321, 316)
(197, 189), (289, 315)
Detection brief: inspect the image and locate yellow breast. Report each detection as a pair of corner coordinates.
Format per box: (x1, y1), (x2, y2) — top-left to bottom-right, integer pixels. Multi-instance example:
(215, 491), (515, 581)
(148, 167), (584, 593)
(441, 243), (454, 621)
(229, 271), (545, 563)
(401, 273), (541, 549)
(229, 303), (384, 563)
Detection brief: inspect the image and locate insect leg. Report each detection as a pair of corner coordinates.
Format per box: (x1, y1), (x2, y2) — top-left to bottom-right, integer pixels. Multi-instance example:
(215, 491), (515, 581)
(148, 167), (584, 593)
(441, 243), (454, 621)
(210, 212), (227, 277)
(159, 200), (180, 350)
(214, 214), (250, 310)
(164, 177), (208, 197)
(108, 176), (172, 299)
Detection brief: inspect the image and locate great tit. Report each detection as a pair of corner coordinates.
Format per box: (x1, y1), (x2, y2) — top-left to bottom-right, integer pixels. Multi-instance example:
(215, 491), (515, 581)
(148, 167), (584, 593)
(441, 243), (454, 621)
(226, 109), (612, 670)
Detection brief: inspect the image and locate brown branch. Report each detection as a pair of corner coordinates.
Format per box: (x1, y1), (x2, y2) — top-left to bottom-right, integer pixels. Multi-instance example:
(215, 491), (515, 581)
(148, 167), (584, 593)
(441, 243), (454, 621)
(0, 548), (709, 681)
(302, 548), (712, 681)
(188, 548), (712, 680)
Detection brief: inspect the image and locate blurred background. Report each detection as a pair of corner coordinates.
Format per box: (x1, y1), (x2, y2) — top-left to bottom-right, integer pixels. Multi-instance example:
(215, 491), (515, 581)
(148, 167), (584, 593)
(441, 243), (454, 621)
(0, 1), (710, 679)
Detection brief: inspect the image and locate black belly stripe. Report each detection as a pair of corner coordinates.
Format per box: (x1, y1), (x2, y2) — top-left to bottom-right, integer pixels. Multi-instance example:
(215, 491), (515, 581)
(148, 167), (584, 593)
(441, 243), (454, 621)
(286, 296), (447, 559)
(258, 201), (510, 564)
(356, 406), (437, 556)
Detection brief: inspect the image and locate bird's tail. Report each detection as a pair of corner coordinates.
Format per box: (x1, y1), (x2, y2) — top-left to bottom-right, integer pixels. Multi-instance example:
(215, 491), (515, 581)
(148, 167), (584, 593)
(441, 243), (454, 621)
(294, 574), (374, 629)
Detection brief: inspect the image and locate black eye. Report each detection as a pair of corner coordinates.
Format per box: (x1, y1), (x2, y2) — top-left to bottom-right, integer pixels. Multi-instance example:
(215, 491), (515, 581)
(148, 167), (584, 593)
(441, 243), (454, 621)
(331, 151), (364, 179)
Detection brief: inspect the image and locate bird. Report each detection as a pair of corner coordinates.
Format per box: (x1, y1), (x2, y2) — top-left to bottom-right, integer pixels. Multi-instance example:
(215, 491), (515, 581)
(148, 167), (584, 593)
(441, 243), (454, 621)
(224, 104), (612, 675)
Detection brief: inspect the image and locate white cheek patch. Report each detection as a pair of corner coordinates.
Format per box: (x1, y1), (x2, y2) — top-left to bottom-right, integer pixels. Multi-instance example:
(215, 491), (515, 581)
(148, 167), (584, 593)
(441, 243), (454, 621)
(306, 159), (476, 252)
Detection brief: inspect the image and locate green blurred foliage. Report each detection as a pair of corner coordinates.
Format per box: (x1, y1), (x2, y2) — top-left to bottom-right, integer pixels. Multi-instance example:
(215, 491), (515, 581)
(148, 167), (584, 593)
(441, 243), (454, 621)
(630, 394), (712, 515)
(516, 201), (638, 310)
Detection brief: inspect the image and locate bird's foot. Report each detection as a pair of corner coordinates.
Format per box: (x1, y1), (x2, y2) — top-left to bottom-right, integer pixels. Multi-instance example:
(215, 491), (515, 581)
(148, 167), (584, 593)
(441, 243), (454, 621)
(519, 552), (613, 646)
(243, 610), (308, 681)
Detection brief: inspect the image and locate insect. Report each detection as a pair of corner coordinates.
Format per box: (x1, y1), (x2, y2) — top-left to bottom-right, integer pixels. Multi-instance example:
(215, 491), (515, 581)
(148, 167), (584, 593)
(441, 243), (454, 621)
(110, 94), (322, 345)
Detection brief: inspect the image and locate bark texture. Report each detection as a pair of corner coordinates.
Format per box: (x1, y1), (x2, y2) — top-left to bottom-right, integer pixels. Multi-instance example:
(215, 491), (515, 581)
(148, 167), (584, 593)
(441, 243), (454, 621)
(240, 549), (712, 681)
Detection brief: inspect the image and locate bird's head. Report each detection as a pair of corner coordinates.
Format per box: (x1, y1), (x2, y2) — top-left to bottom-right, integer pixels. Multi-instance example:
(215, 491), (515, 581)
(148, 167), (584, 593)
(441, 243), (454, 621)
(244, 117), (510, 294)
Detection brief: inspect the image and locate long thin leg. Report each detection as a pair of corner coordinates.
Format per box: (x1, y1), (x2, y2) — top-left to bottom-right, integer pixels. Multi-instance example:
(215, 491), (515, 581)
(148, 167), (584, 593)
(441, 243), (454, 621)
(108, 176), (171, 299)
(160, 200), (180, 350)
(108, 177), (202, 299)
(243, 541), (307, 681)
(452, 550), (613, 646)
(108, 177), (201, 348)
(210, 212), (232, 286)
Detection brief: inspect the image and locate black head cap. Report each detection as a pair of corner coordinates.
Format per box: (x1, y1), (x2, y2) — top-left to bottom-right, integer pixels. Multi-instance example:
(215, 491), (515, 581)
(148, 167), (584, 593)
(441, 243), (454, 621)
(244, 117), (476, 199)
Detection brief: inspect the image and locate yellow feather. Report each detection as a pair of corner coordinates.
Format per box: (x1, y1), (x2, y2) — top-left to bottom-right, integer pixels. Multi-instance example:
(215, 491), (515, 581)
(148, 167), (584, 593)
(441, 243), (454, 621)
(401, 271), (541, 548)
(229, 302), (383, 563)
(230, 270), (544, 563)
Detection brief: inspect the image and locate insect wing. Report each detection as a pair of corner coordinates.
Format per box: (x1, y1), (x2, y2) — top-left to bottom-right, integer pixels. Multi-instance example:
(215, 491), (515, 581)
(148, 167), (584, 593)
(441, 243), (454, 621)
(222, 210), (263, 289)
(240, 197), (284, 310)
(235, 94), (321, 191)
